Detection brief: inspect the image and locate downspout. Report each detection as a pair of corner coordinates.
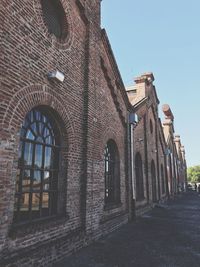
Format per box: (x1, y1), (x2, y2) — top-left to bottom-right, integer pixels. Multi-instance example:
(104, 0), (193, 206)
(144, 115), (149, 202)
(128, 112), (136, 220)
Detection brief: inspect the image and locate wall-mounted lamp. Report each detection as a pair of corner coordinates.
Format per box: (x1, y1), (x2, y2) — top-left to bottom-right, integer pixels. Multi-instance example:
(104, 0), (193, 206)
(47, 70), (65, 83)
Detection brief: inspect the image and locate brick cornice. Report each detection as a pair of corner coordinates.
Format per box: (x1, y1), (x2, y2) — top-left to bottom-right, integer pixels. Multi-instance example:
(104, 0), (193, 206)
(100, 57), (126, 127)
(101, 29), (132, 111)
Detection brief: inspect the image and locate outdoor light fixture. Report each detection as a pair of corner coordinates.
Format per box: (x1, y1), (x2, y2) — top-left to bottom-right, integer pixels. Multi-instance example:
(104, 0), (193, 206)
(47, 70), (65, 82)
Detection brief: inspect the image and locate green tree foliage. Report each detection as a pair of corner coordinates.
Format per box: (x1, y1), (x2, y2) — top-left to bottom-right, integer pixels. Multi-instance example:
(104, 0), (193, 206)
(187, 165), (200, 183)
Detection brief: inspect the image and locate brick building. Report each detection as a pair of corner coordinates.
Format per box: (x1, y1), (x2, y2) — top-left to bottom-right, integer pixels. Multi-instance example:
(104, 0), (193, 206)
(0, 0), (187, 266)
(126, 73), (168, 216)
(0, 0), (133, 265)
(162, 105), (187, 194)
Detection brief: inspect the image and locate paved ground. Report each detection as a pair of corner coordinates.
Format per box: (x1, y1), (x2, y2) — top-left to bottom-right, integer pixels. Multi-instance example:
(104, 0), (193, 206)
(54, 191), (200, 267)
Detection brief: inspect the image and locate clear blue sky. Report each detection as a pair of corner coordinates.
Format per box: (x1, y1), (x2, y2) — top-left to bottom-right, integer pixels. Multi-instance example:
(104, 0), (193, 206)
(101, 0), (200, 167)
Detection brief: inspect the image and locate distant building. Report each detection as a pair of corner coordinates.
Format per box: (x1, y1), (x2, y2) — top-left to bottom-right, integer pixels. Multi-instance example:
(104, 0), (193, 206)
(127, 73), (168, 216)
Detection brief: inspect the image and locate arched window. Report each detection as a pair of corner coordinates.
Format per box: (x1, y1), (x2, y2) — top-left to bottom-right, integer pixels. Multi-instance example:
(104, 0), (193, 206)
(161, 164), (165, 194)
(41, 0), (68, 40)
(135, 153), (144, 200)
(151, 160), (157, 202)
(150, 119), (153, 134)
(14, 108), (60, 224)
(104, 140), (120, 205)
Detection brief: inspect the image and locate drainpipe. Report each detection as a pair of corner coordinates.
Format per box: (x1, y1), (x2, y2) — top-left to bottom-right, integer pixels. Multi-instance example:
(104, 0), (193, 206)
(128, 112), (136, 220)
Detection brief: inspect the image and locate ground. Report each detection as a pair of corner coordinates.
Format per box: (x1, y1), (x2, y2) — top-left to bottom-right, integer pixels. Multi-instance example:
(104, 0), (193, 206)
(54, 191), (200, 267)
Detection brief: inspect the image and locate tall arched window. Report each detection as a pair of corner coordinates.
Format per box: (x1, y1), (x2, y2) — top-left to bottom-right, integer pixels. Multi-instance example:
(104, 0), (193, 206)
(151, 160), (157, 202)
(135, 153), (144, 200)
(14, 108), (60, 224)
(161, 164), (165, 194)
(104, 140), (120, 205)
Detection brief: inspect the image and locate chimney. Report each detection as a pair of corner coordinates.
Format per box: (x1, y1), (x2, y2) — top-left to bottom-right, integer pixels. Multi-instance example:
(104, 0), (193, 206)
(126, 72), (154, 105)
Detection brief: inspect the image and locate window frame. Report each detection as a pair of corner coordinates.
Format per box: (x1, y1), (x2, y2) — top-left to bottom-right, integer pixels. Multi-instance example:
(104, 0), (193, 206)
(13, 108), (61, 225)
(104, 140), (120, 207)
(135, 152), (145, 201)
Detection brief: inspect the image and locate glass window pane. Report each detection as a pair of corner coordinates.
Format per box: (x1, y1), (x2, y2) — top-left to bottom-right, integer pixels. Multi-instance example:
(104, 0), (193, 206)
(38, 122), (44, 135)
(42, 114), (47, 123)
(20, 193), (30, 212)
(31, 122), (38, 135)
(34, 144), (43, 168)
(36, 136), (44, 143)
(44, 171), (50, 190)
(22, 170), (31, 192)
(43, 127), (50, 137)
(44, 147), (52, 169)
(33, 170), (41, 191)
(45, 135), (52, 145)
(26, 129), (35, 140)
(35, 111), (41, 121)
(24, 142), (33, 167)
(32, 193), (40, 210)
(42, 192), (49, 209)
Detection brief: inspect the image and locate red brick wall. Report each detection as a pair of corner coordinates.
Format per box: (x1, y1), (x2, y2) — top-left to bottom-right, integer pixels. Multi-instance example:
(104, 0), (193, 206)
(0, 0), (129, 265)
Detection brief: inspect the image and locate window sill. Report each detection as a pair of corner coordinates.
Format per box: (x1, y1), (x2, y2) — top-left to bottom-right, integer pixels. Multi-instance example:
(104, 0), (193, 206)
(9, 212), (69, 239)
(104, 202), (122, 211)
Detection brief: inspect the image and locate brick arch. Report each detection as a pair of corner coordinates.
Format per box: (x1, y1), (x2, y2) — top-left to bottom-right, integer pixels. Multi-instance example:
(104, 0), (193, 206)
(2, 84), (75, 142)
(100, 127), (124, 161)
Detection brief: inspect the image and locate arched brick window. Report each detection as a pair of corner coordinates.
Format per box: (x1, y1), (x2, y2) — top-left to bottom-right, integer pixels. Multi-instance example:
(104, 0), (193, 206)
(150, 119), (153, 134)
(161, 164), (165, 194)
(14, 108), (61, 224)
(41, 0), (68, 40)
(151, 160), (157, 202)
(104, 140), (120, 205)
(135, 153), (144, 200)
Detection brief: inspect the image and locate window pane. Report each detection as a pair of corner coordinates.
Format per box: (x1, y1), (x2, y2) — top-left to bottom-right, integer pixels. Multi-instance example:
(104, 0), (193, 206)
(26, 129), (35, 140)
(20, 193), (30, 212)
(44, 147), (52, 169)
(34, 144), (43, 168)
(44, 171), (50, 190)
(43, 127), (50, 137)
(42, 192), (49, 209)
(35, 110), (41, 121)
(33, 170), (41, 191)
(31, 122), (37, 135)
(45, 135), (53, 145)
(24, 142), (33, 167)
(32, 193), (40, 211)
(22, 170), (31, 192)
(38, 122), (44, 135)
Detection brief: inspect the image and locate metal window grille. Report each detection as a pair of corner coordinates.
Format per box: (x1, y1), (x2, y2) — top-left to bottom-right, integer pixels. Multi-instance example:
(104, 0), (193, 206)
(104, 140), (120, 205)
(14, 108), (60, 224)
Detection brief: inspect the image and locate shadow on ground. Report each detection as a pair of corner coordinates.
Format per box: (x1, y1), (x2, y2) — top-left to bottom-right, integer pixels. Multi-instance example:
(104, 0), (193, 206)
(54, 191), (200, 267)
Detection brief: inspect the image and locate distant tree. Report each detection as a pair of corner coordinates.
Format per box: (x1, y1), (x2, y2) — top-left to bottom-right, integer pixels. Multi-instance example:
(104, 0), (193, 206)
(187, 165), (200, 183)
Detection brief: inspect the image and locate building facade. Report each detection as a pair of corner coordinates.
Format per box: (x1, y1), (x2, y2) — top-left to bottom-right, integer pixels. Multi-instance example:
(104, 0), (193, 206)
(1, 0), (132, 265)
(0, 0), (187, 266)
(126, 73), (168, 216)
